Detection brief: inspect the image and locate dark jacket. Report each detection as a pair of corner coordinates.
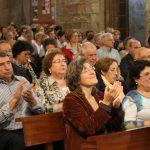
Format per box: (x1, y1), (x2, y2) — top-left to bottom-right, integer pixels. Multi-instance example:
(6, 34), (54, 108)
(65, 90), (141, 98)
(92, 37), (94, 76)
(63, 89), (124, 150)
(120, 53), (134, 81)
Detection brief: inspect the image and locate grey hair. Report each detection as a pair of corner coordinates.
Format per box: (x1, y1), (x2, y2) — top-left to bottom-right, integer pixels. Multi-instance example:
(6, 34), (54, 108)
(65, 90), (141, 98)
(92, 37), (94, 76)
(100, 32), (113, 43)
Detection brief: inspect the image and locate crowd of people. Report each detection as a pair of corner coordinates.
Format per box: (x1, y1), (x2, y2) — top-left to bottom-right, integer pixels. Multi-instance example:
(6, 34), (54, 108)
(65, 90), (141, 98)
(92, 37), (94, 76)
(0, 23), (150, 150)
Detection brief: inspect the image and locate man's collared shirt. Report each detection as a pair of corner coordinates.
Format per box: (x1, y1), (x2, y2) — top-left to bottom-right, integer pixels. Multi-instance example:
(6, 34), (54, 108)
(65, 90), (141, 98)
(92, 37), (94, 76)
(0, 75), (44, 130)
(97, 46), (121, 64)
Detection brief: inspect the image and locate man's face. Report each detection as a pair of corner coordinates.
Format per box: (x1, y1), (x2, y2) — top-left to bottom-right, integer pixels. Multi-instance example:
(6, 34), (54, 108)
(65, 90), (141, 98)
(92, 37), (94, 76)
(0, 43), (13, 61)
(129, 41), (141, 54)
(103, 35), (114, 48)
(84, 47), (97, 66)
(0, 56), (13, 81)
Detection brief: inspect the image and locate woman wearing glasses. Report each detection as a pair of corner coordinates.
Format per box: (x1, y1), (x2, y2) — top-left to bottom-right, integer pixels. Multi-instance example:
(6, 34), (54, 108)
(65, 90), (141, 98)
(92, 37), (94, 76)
(35, 49), (69, 113)
(122, 60), (150, 129)
(63, 57), (124, 150)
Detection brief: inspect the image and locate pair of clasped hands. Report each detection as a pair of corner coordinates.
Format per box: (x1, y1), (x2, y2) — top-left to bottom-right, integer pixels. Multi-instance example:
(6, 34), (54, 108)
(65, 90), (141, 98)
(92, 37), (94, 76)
(102, 81), (125, 108)
(10, 80), (36, 111)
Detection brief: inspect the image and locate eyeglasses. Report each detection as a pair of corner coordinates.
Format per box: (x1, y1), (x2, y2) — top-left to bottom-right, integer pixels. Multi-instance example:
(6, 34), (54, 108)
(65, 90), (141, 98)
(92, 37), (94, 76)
(52, 59), (67, 64)
(140, 72), (150, 79)
(82, 66), (95, 73)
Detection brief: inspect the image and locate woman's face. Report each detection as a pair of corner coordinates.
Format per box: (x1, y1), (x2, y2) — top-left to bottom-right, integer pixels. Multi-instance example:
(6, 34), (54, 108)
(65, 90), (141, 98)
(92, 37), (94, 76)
(103, 61), (119, 84)
(70, 32), (79, 43)
(50, 54), (67, 76)
(136, 66), (150, 90)
(80, 62), (98, 87)
(59, 35), (66, 43)
(16, 50), (31, 65)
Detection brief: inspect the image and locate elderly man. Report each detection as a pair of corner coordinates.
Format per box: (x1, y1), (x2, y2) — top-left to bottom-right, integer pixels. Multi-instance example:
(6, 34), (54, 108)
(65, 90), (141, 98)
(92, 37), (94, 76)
(97, 32), (121, 64)
(120, 39), (141, 80)
(0, 51), (44, 150)
(81, 42), (97, 66)
(134, 47), (150, 61)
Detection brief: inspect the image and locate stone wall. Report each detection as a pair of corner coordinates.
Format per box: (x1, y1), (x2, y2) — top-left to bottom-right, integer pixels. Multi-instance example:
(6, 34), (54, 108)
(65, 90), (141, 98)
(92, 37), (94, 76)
(55, 0), (105, 32)
(0, 0), (30, 27)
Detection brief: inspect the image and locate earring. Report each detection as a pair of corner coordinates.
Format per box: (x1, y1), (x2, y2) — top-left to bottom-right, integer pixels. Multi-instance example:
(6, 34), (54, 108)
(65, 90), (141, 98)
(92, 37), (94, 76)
(49, 69), (51, 74)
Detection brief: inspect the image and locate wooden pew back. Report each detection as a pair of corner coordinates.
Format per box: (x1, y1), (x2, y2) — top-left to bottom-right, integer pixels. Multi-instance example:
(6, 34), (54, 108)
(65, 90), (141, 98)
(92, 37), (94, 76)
(82, 127), (150, 150)
(16, 112), (66, 150)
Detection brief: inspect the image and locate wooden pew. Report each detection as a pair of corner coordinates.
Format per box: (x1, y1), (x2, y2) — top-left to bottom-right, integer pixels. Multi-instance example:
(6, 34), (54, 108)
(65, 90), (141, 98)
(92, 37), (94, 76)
(16, 112), (66, 150)
(17, 112), (150, 150)
(81, 127), (150, 150)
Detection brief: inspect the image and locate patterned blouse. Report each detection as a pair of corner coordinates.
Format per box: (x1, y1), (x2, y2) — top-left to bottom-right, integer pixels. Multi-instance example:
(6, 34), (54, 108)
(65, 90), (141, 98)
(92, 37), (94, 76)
(35, 72), (70, 113)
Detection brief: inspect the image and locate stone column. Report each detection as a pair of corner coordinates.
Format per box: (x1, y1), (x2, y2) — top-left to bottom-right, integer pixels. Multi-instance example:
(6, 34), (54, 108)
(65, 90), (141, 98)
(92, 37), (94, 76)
(128, 0), (146, 45)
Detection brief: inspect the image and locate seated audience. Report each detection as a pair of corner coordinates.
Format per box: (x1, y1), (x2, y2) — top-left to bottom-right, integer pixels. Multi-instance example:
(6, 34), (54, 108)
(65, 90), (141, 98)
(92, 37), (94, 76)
(119, 36), (135, 58)
(96, 57), (124, 107)
(96, 32), (121, 64)
(113, 29), (122, 51)
(0, 40), (13, 61)
(81, 42), (97, 66)
(36, 50), (69, 113)
(43, 38), (57, 55)
(122, 60), (150, 129)
(12, 40), (39, 83)
(61, 29), (82, 63)
(56, 30), (66, 48)
(5, 30), (16, 47)
(63, 57), (124, 150)
(120, 39), (141, 80)
(134, 47), (150, 61)
(0, 51), (44, 150)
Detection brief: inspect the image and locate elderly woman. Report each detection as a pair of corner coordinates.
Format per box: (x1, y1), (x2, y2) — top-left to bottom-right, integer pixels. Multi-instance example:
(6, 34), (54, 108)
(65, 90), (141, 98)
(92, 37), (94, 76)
(96, 57), (124, 108)
(36, 49), (69, 113)
(63, 57), (124, 150)
(122, 60), (150, 129)
(12, 40), (38, 83)
(61, 29), (82, 63)
(96, 58), (120, 91)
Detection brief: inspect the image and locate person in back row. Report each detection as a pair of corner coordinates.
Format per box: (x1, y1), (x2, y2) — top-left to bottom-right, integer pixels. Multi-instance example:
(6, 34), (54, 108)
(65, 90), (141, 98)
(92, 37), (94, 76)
(81, 42), (97, 66)
(12, 40), (39, 83)
(120, 39), (141, 82)
(96, 32), (121, 64)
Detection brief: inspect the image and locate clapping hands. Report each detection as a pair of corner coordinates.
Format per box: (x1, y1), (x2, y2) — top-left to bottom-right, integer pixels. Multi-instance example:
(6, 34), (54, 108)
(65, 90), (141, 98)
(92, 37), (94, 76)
(103, 81), (124, 107)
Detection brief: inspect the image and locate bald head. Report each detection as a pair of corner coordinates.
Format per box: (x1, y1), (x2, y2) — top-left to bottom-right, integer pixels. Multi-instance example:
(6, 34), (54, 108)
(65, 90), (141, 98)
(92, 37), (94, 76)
(134, 47), (150, 61)
(82, 42), (97, 66)
(128, 39), (141, 55)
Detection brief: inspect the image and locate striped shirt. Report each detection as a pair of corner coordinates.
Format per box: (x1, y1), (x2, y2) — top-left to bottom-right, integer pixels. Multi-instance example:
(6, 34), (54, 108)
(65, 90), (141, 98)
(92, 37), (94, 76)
(0, 75), (44, 130)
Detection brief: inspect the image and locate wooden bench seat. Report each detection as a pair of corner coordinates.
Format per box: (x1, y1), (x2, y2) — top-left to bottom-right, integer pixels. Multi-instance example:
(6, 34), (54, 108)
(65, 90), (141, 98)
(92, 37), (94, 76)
(17, 112), (150, 150)
(16, 112), (66, 150)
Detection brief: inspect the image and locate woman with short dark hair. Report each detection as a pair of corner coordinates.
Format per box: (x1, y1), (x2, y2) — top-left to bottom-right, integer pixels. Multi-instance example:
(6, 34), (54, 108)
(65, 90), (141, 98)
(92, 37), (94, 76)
(122, 60), (150, 129)
(12, 40), (38, 83)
